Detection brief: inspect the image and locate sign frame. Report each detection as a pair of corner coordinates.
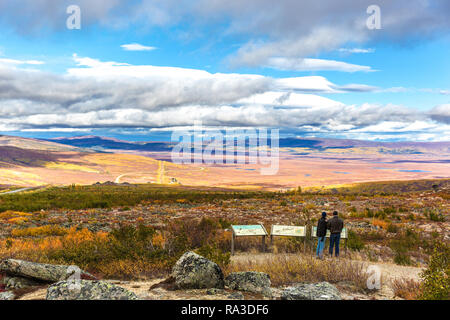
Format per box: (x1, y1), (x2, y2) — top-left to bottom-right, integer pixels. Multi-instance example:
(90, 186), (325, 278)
(231, 224), (268, 255)
(270, 225), (307, 252)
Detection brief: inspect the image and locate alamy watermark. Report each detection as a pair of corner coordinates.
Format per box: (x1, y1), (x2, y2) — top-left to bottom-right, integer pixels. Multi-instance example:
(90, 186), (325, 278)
(171, 122), (279, 175)
(66, 5), (81, 30)
(367, 5), (382, 30)
(66, 265), (82, 293)
(366, 265), (382, 290)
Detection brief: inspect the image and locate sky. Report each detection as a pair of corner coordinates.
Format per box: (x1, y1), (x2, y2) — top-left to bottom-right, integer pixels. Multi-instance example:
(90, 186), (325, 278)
(0, 0), (449, 142)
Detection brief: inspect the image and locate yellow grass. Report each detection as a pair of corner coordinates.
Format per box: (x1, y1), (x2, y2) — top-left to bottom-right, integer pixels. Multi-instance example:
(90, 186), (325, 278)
(44, 161), (100, 173)
(0, 169), (43, 186)
(225, 254), (370, 291)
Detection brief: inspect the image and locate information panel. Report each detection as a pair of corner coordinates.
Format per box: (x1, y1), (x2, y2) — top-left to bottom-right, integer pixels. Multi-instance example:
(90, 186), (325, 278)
(271, 225), (306, 237)
(232, 225), (268, 236)
(311, 226), (348, 239)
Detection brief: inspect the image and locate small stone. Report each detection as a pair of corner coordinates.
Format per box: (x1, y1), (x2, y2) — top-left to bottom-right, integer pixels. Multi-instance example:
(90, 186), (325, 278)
(206, 288), (225, 295)
(227, 292), (244, 300)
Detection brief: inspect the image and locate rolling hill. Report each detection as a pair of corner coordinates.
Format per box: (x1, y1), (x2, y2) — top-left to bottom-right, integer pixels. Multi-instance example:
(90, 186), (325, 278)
(0, 134), (448, 189)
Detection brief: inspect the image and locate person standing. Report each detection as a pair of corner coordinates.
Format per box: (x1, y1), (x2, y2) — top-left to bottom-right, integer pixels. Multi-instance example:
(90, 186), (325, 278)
(327, 211), (344, 257)
(316, 212), (327, 259)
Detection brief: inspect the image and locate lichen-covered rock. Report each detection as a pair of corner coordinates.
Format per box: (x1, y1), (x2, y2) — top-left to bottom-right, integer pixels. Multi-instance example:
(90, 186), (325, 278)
(1, 275), (41, 289)
(0, 291), (15, 300)
(46, 280), (138, 300)
(171, 251), (224, 289)
(225, 272), (271, 296)
(281, 282), (341, 300)
(0, 259), (95, 283)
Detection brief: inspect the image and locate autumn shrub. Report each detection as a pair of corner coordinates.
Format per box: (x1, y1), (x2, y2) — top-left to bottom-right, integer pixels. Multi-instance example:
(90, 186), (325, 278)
(418, 241), (450, 300)
(392, 278), (422, 300)
(387, 223), (399, 234)
(372, 218), (388, 230)
(426, 211), (445, 222)
(196, 244), (231, 269)
(11, 225), (68, 237)
(390, 229), (421, 266)
(347, 230), (365, 251)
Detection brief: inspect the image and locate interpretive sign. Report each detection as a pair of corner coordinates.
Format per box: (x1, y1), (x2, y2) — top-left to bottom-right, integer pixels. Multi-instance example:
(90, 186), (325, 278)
(231, 224), (268, 255)
(270, 225), (307, 252)
(271, 225), (306, 237)
(311, 226), (348, 239)
(232, 225), (268, 237)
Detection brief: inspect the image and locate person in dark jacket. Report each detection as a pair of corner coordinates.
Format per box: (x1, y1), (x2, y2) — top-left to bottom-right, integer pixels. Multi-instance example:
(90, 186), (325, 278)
(316, 212), (327, 259)
(327, 211), (344, 257)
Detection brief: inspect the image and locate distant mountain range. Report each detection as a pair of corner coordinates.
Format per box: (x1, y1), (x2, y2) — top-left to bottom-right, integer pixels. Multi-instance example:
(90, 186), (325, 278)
(0, 134), (448, 189)
(47, 136), (174, 152)
(45, 135), (450, 154)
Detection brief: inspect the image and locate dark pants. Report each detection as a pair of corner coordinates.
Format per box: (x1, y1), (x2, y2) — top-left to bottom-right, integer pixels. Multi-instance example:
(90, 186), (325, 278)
(329, 233), (341, 257)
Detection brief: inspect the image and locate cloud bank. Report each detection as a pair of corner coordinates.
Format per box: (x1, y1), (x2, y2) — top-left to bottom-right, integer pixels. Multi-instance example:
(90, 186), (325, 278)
(0, 55), (448, 141)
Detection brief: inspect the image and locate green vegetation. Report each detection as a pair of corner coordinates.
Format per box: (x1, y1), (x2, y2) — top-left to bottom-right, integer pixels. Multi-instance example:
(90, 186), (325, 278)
(347, 230), (365, 251)
(0, 184), (275, 212)
(419, 242), (450, 300)
(303, 179), (449, 196)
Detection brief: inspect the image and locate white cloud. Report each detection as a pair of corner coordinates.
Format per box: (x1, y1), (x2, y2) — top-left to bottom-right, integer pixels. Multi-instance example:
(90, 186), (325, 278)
(0, 58), (44, 66)
(265, 57), (374, 72)
(120, 43), (157, 51)
(236, 92), (344, 109)
(428, 104), (450, 124)
(0, 54), (445, 141)
(338, 48), (375, 54)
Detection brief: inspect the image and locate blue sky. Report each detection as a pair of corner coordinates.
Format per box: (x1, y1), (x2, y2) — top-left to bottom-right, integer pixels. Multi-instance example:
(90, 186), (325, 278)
(0, 0), (449, 141)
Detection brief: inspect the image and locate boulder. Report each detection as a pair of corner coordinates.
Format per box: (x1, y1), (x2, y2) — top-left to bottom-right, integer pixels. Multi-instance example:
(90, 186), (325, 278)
(281, 282), (341, 300)
(225, 272), (271, 296)
(0, 259), (95, 283)
(171, 251), (224, 289)
(1, 275), (41, 289)
(46, 280), (138, 300)
(0, 291), (15, 300)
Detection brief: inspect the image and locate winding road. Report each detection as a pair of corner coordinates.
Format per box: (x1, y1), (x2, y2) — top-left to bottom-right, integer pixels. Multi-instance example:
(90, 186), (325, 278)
(0, 186), (45, 196)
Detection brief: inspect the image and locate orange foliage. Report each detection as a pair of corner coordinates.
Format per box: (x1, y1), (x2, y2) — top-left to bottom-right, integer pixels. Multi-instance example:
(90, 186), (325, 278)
(372, 218), (388, 230)
(11, 225), (68, 237)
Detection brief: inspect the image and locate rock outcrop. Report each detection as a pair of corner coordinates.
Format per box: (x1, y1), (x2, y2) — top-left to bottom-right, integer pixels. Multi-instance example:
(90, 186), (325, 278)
(0, 259), (95, 283)
(0, 291), (15, 300)
(46, 280), (138, 300)
(1, 275), (41, 290)
(171, 251), (224, 289)
(225, 272), (272, 296)
(281, 282), (341, 300)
